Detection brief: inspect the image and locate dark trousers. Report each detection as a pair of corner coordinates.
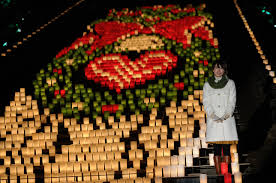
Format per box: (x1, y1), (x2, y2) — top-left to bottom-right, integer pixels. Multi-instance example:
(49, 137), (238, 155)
(213, 144), (230, 156)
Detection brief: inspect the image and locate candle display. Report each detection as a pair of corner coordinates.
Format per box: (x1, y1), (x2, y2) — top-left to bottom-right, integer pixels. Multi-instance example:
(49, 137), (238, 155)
(221, 162), (228, 174)
(200, 174), (207, 183)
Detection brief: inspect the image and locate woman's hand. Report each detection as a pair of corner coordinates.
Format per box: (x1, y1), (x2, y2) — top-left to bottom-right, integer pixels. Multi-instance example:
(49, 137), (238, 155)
(210, 113), (223, 123)
(222, 113), (231, 120)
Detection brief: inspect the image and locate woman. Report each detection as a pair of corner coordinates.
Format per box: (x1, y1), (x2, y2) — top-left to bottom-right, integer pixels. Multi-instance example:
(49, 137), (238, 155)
(203, 60), (239, 175)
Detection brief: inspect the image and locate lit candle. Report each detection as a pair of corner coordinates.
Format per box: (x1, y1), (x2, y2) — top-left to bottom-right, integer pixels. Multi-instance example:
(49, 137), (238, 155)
(194, 138), (201, 147)
(263, 59), (268, 65)
(192, 146), (199, 158)
(234, 172), (242, 183)
(200, 174), (207, 183)
(187, 138), (193, 147)
(220, 162), (228, 174)
(201, 138), (208, 148)
(163, 166), (170, 178)
(185, 147), (193, 155)
(233, 152), (239, 163)
(265, 65), (271, 71)
(179, 147), (185, 156)
(258, 50), (263, 54)
(178, 155), (186, 166)
(269, 71), (275, 77)
(186, 154), (193, 167)
(231, 162), (240, 174)
(230, 144), (237, 154)
(170, 165), (178, 177)
(199, 129), (206, 138)
(177, 164), (185, 177)
(224, 173), (232, 183)
(171, 155), (178, 165)
(273, 77), (276, 84)
(209, 153), (214, 166)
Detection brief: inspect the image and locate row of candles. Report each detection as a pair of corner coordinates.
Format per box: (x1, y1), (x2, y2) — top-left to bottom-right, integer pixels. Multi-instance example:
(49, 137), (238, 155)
(233, 0), (276, 84)
(0, 0), (86, 57)
(200, 172), (242, 183)
(160, 152), (241, 182)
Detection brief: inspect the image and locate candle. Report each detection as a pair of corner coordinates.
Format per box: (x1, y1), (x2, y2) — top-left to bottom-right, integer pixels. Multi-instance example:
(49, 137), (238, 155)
(170, 165), (178, 177)
(234, 153), (239, 163)
(187, 138), (193, 147)
(194, 138), (201, 147)
(231, 162), (240, 174)
(193, 146), (199, 158)
(265, 65), (271, 71)
(199, 129), (206, 138)
(200, 174), (207, 183)
(163, 166), (170, 177)
(179, 147), (185, 156)
(221, 162), (228, 174)
(209, 153), (214, 166)
(273, 77), (276, 84)
(269, 71), (275, 77)
(185, 147), (193, 155)
(186, 154), (193, 167)
(230, 144), (237, 154)
(178, 155), (186, 166)
(200, 138), (207, 148)
(171, 155), (178, 165)
(177, 165), (185, 177)
(234, 172), (242, 183)
(224, 173), (232, 183)
(231, 152), (239, 163)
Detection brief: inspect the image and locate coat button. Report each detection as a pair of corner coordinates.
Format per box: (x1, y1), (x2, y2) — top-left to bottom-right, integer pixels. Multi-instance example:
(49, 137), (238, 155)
(218, 105), (220, 107)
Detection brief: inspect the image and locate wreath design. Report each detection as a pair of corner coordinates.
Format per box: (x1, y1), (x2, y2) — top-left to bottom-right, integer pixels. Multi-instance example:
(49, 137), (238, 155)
(33, 4), (220, 121)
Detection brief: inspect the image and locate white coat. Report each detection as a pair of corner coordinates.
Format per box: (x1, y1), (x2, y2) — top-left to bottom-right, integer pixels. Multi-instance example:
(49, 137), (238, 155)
(203, 79), (239, 144)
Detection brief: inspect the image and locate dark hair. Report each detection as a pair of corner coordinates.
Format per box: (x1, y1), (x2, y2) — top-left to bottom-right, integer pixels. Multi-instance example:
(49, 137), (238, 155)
(212, 60), (228, 75)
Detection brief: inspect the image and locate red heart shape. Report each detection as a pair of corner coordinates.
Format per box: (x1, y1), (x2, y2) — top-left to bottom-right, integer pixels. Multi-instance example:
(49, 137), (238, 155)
(85, 50), (177, 93)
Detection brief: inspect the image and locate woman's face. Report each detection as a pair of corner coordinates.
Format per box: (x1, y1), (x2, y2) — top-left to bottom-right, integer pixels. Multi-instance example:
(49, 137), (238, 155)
(213, 64), (225, 77)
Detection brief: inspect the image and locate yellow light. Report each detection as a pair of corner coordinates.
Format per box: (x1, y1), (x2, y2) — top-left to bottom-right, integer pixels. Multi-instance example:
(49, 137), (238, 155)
(234, 172), (242, 183)
(231, 162), (240, 174)
(265, 65), (271, 71)
(269, 71), (275, 77)
(200, 174), (207, 183)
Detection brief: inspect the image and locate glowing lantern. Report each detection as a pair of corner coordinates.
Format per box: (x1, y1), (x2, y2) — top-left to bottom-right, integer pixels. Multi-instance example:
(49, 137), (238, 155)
(231, 152), (239, 163)
(220, 162), (228, 174)
(163, 166), (170, 177)
(177, 165), (185, 177)
(224, 173), (232, 183)
(170, 165), (177, 177)
(200, 174), (207, 183)
(265, 65), (271, 71)
(234, 172), (242, 183)
(192, 146), (199, 158)
(201, 138), (208, 148)
(231, 162), (240, 174)
(269, 71), (275, 77)
(199, 129), (206, 138)
(186, 154), (193, 167)
(178, 155), (185, 166)
(209, 153), (214, 166)
(230, 144), (237, 154)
